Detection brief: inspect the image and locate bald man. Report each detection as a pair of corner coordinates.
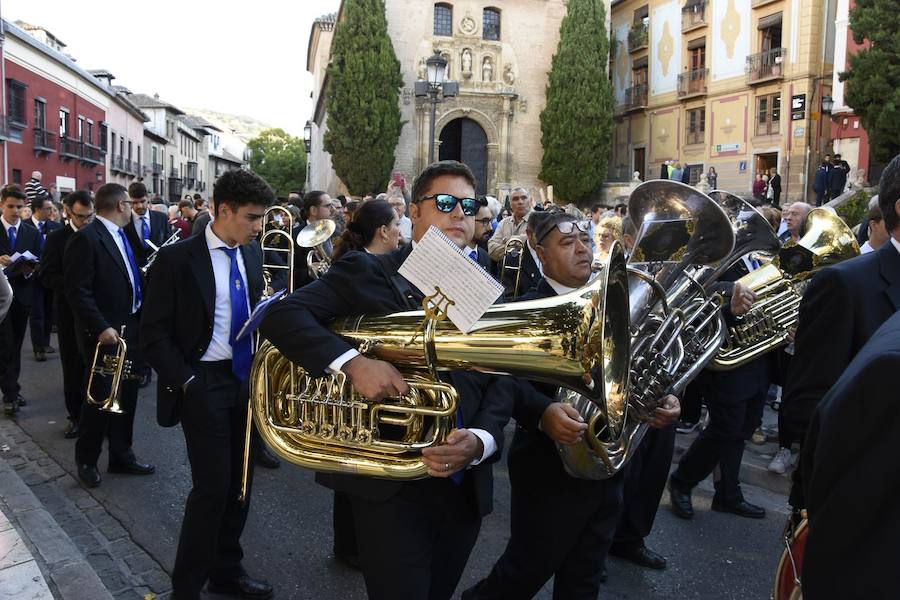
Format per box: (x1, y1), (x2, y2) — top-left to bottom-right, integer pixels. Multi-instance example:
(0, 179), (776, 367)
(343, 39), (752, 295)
(780, 202), (812, 243)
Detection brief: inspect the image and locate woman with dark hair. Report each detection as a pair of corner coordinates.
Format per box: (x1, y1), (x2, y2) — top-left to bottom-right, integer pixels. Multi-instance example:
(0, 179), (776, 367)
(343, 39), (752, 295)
(332, 199), (400, 262)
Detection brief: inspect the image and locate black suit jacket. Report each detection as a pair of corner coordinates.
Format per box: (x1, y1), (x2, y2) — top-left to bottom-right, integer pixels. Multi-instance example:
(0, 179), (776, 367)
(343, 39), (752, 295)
(800, 311), (900, 599)
(783, 242), (900, 436)
(260, 244), (514, 516)
(140, 232), (264, 424)
(22, 218), (63, 252)
(64, 219), (143, 343)
(501, 243), (542, 299)
(124, 211), (171, 266)
(37, 224), (75, 318)
(0, 221), (43, 306)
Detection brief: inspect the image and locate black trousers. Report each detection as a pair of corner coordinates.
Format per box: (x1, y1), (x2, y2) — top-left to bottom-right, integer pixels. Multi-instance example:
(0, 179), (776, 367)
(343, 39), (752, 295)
(29, 285), (53, 351)
(332, 490), (357, 557)
(75, 313), (141, 466)
(671, 364), (769, 504)
(681, 380), (703, 424)
(466, 447), (625, 600)
(350, 477), (481, 600)
(55, 307), (84, 423)
(612, 424), (676, 552)
(0, 298), (31, 401)
(172, 362), (254, 600)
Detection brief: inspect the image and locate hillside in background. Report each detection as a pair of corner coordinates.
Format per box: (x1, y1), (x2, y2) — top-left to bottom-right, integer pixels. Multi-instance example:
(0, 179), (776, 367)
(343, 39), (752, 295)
(183, 107), (276, 143)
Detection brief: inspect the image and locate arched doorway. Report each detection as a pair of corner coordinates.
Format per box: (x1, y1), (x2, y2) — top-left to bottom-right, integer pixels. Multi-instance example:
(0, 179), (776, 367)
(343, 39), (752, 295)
(439, 118), (488, 195)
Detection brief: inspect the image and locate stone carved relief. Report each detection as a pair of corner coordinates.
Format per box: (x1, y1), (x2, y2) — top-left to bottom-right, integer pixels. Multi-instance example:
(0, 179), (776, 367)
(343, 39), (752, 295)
(417, 57), (426, 81)
(482, 56), (494, 82)
(441, 50), (452, 79)
(402, 88), (412, 105)
(657, 21), (674, 77)
(503, 63), (515, 85)
(460, 15), (477, 35)
(462, 48), (473, 77)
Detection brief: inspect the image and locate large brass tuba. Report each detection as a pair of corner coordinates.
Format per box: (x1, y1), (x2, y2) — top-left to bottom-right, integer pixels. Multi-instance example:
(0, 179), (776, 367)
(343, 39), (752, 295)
(712, 207), (860, 370)
(250, 252), (631, 479)
(296, 219), (335, 280)
(558, 181), (736, 479)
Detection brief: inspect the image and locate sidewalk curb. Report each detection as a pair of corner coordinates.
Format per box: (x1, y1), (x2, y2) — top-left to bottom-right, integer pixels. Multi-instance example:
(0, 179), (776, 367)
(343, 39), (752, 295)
(0, 457), (113, 600)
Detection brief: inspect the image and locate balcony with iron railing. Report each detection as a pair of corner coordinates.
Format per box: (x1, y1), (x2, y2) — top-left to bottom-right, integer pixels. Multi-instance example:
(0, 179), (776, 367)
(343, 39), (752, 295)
(0, 116), (10, 141)
(111, 155), (125, 172)
(682, 1), (707, 31)
(169, 167), (180, 178)
(678, 68), (708, 99)
(81, 143), (103, 165)
(184, 177), (196, 189)
(624, 84), (648, 112)
(628, 23), (648, 53)
(752, 0), (780, 6)
(151, 162), (164, 175)
(747, 48), (785, 84)
(168, 178), (184, 202)
(34, 129), (57, 154)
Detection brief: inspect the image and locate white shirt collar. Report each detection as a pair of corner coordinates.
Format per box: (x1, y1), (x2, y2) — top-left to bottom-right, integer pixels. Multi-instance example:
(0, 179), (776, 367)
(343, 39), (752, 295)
(890, 236), (900, 256)
(1, 216), (19, 231)
(544, 276), (578, 296)
(205, 222), (239, 251)
(31, 216), (43, 228)
(465, 245), (477, 256)
(95, 215), (121, 236)
(132, 211), (149, 226)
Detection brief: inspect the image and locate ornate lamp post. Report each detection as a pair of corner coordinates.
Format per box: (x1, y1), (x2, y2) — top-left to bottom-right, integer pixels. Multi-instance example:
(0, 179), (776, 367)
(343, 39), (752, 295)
(303, 120), (312, 153)
(415, 51), (458, 165)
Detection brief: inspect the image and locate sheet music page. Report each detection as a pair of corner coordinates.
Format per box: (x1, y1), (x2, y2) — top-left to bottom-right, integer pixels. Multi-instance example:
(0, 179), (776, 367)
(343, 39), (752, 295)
(398, 226), (504, 333)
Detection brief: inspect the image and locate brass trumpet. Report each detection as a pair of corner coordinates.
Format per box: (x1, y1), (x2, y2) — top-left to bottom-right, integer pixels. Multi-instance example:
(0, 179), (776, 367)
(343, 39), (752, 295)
(86, 325), (132, 414)
(296, 219), (335, 280)
(141, 232), (181, 275)
(500, 235), (526, 299)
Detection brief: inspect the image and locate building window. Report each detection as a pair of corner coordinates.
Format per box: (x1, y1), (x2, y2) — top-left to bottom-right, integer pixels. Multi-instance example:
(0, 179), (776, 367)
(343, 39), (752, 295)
(434, 3), (452, 36)
(483, 8), (500, 40)
(686, 108), (705, 145)
(119, 137), (125, 158)
(86, 122), (94, 146)
(99, 122), (108, 151)
(111, 132), (117, 157)
(77, 117), (85, 141)
(59, 110), (69, 138)
(756, 93), (781, 136)
(7, 80), (27, 126)
(33, 99), (46, 130)
(687, 164), (704, 185)
(689, 44), (706, 71)
(12, 169), (21, 184)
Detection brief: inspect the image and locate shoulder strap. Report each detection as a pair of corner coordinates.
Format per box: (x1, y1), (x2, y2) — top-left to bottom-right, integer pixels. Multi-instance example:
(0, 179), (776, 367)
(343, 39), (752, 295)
(372, 253), (422, 311)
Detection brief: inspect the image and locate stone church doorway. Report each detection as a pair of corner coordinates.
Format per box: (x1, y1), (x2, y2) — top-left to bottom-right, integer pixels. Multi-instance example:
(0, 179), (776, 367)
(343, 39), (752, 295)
(438, 118), (488, 195)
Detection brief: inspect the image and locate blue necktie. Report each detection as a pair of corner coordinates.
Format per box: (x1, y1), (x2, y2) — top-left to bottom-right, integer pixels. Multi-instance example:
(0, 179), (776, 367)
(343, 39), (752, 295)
(219, 247), (252, 382)
(141, 217), (150, 248)
(469, 250), (477, 261)
(117, 228), (143, 310)
(38, 222), (45, 250)
(7, 226), (15, 250)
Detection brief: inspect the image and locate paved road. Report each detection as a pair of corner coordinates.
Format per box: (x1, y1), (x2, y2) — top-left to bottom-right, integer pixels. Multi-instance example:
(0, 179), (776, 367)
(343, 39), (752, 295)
(13, 337), (788, 599)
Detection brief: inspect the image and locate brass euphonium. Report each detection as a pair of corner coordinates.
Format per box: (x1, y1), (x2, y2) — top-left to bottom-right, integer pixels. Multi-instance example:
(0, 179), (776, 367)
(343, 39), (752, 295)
(86, 325), (132, 414)
(259, 206), (295, 297)
(296, 219), (335, 280)
(500, 235), (526, 299)
(559, 181), (736, 479)
(711, 207), (860, 370)
(250, 253), (631, 479)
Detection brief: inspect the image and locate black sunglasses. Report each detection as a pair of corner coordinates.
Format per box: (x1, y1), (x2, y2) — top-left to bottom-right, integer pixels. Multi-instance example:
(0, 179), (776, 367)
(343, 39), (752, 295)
(417, 194), (485, 217)
(538, 220), (591, 244)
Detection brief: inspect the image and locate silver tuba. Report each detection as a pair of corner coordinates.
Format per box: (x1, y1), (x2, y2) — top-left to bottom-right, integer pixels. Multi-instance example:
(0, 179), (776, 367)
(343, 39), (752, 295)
(558, 181), (736, 479)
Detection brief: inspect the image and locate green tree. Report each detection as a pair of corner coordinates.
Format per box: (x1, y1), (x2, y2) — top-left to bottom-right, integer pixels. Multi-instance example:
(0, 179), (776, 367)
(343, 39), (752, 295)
(840, 0), (900, 164)
(323, 0), (403, 195)
(247, 128), (307, 196)
(539, 0), (615, 205)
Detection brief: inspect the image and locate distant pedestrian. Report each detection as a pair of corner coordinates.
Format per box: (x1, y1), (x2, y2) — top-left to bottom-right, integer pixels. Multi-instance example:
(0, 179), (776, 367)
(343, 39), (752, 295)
(706, 167), (718, 190)
(768, 168), (782, 207)
(813, 161), (830, 206)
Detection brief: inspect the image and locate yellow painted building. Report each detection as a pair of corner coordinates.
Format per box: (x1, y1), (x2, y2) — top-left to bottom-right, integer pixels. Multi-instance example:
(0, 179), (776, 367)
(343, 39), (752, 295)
(609, 0), (838, 203)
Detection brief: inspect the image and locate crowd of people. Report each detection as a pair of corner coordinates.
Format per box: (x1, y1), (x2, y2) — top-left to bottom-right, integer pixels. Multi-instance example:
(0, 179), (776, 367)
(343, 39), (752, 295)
(0, 151), (896, 600)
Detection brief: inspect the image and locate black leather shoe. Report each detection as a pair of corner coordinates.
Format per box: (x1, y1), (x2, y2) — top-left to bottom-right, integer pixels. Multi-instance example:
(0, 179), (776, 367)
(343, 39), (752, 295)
(44, 346), (56, 354)
(207, 574), (273, 599)
(669, 480), (694, 520)
(34, 350), (46, 362)
(3, 402), (16, 416)
(610, 544), (667, 570)
(108, 460), (156, 475)
(16, 394), (26, 406)
(64, 421), (81, 439)
(599, 562), (608, 583)
(138, 370), (152, 389)
(78, 464), (101, 488)
(711, 498), (766, 519)
(255, 445), (281, 469)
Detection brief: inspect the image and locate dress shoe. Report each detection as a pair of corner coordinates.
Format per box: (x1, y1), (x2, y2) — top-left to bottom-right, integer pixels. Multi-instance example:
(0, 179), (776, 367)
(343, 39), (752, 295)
(138, 370), (152, 389)
(255, 445), (281, 469)
(334, 550), (361, 570)
(599, 562), (608, 583)
(78, 464), (101, 488)
(108, 460), (156, 475)
(3, 402), (17, 416)
(64, 421), (81, 439)
(17, 394), (26, 406)
(207, 574), (273, 599)
(669, 480), (694, 520)
(609, 544), (667, 570)
(44, 346), (56, 354)
(34, 349), (46, 362)
(711, 498), (766, 519)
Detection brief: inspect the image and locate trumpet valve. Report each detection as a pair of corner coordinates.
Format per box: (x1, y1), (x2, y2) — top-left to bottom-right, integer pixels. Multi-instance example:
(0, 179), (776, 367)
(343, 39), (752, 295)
(336, 425), (353, 442)
(300, 420), (316, 436)
(319, 422), (335, 439)
(355, 427), (373, 445)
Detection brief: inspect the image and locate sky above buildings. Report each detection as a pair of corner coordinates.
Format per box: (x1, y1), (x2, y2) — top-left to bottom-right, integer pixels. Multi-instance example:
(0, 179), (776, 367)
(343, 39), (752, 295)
(2, 0), (342, 136)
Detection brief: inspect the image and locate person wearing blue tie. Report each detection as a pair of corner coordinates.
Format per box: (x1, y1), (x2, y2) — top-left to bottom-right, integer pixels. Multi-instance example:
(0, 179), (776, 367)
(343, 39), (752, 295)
(123, 182), (172, 269)
(140, 169), (273, 600)
(27, 194), (62, 362)
(64, 184), (155, 488)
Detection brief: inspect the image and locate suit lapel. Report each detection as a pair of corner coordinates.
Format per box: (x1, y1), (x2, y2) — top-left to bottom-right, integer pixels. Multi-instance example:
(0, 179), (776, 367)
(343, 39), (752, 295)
(94, 221), (129, 278)
(240, 243), (264, 307)
(188, 234), (216, 319)
(878, 243), (900, 311)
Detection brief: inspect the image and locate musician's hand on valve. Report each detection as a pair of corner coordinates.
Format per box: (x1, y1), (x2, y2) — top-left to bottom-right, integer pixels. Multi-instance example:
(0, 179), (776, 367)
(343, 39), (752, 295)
(342, 355), (409, 401)
(648, 395), (681, 429)
(540, 403), (588, 445)
(97, 327), (119, 346)
(422, 429), (483, 477)
(730, 281), (756, 316)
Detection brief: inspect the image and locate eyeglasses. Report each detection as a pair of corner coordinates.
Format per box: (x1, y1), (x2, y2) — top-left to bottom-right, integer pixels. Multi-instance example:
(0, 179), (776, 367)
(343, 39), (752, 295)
(417, 194), (485, 217)
(538, 220), (591, 244)
(474, 217), (492, 227)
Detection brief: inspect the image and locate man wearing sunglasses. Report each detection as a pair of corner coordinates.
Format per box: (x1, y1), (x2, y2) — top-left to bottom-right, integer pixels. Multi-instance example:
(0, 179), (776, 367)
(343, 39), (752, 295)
(464, 212), (681, 600)
(487, 186), (533, 261)
(261, 161), (516, 600)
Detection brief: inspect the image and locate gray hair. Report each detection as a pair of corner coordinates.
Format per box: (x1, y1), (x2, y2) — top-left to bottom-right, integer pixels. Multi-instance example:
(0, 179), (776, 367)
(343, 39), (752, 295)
(485, 196), (502, 219)
(511, 186), (529, 198)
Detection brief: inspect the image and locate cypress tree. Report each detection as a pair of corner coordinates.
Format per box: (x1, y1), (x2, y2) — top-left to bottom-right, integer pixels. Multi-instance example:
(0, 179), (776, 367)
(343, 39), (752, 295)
(539, 0), (615, 205)
(840, 0), (900, 164)
(323, 0), (404, 195)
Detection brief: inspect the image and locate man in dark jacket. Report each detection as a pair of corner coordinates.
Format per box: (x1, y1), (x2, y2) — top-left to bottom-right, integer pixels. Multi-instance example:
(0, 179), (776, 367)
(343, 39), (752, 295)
(812, 161), (831, 206)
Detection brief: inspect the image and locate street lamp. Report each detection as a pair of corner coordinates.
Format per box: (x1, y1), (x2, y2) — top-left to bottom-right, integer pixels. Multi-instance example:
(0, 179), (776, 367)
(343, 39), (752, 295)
(821, 95), (834, 116)
(416, 51), (458, 165)
(303, 120), (312, 153)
